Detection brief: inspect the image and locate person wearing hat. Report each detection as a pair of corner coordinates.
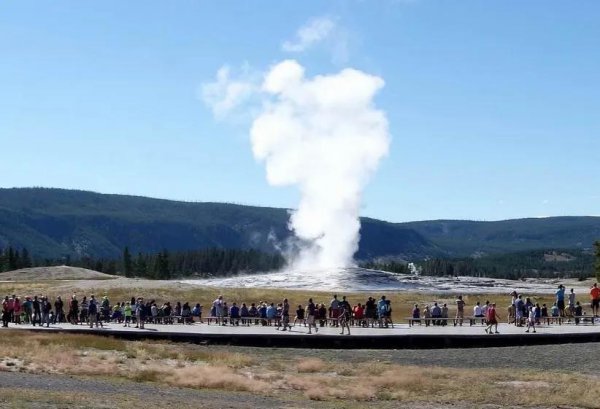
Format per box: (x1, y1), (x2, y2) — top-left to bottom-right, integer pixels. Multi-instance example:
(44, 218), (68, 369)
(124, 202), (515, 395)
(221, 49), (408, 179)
(135, 298), (145, 329)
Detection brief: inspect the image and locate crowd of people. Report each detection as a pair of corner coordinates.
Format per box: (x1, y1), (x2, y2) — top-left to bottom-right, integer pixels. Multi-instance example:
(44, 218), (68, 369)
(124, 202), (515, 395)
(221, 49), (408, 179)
(0, 292), (394, 335)
(2, 283), (599, 334)
(208, 294), (394, 335)
(409, 296), (501, 334)
(507, 283), (599, 333)
(0, 294), (200, 329)
(407, 282), (600, 335)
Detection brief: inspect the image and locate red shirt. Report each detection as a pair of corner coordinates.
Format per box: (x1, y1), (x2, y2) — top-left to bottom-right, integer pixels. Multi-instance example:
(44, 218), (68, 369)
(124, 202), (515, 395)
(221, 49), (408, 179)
(353, 306), (364, 319)
(591, 287), (600, 300)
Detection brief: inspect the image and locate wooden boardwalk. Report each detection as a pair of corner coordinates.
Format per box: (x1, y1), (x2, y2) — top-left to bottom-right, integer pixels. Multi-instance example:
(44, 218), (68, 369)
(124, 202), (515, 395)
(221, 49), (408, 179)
(7, 320), (600, 349)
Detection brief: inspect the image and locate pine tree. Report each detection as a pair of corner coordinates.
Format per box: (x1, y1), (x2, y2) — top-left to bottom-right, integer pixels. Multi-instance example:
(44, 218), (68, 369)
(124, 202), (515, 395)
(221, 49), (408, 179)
(135, 252), (147, 277)
(21, 247), (32, 268)
(594, 240), (600, 282)
(159, 250), (170, 279)
(123, 247), (133, 277)
(7, 247), (17, 271)
(0, 247), (6, 272)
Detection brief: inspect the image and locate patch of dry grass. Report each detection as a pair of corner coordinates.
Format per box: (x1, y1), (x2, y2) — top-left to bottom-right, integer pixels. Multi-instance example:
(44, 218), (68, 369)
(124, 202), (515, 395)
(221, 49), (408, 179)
(2, 329), (600, 407)
(164, 365), (269, 392)
(296, 358), (329, 373)
(278, 363), (600, 406)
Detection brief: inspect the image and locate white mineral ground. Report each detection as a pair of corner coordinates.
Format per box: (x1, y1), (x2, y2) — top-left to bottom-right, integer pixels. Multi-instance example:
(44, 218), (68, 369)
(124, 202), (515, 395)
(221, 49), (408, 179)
(181, 267), (595, 294)
(0, 266), (593, 294)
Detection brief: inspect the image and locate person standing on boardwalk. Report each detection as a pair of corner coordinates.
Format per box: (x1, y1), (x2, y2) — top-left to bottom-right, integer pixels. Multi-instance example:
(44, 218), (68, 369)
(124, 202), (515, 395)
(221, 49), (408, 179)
(1, 297), (9, 327)
(514, 295), (525, 326)
(88, 296), (99, 328)
(123, 301), (132, 327)
(68, 295), (79, 325)
(567, 288), (576, 319)
(365, 297), (376, 327)
(590, 283), (600, 317)
(330, 295), (340, 326)
(340, 296), (351, 319)
(431, 302), (442, 326)
(484, 303), (500, 334)
(441, 303), (449, 326)
(455, 295), (465, 326)
(525, 305), (537, 333)
(213, 295), (224, 326)
(574, 301), (583, 324)
(555, 285), (566, 317)
(338, 300), (351, 335)
(79, 296), (88, 325)
(54, 296), (64, 324)
(279, 298), (291, 331)
(7, 296), (14, 324)
(41, 296), (51, 327)
(12, 297), (21, 325)
(307, 298), (318, 334)
(32, 295), (41, 326)
(377, 296), (388, 327)
(135, 297), (145, 329)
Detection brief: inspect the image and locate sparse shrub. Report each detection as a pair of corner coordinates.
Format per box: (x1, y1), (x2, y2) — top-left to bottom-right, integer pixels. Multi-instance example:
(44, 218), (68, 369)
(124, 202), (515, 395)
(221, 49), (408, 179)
(131, 369), (162, 382)
(164, 365), (268, 392)
(296, 358), (327, 373)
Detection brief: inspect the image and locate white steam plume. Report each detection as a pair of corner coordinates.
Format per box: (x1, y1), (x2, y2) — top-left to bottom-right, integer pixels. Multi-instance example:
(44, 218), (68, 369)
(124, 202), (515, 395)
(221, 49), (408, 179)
(251, 60), (390, 270)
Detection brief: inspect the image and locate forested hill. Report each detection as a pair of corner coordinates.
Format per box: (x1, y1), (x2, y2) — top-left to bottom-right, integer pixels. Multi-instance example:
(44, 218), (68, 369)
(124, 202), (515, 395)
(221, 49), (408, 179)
(0, 188), (437, 260)
(403, 217), (600, 257)
(0, 188), (599, 261)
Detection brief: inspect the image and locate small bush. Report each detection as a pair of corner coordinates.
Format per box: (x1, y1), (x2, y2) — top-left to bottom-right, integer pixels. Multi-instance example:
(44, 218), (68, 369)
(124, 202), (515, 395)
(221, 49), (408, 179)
(296, 358), (328, 373)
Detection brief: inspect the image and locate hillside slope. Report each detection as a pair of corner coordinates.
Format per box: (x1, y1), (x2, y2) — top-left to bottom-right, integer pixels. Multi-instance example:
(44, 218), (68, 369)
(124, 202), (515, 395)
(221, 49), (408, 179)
(0, 188), (438, 260)
(0, 188), (598, 261)
(404, 218), (600, 256)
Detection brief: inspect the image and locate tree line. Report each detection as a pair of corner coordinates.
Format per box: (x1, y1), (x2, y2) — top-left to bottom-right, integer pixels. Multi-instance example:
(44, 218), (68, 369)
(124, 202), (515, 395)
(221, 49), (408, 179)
(0, 247), (32, 271)
(363, 246), (600, 280)
(3, 242), (600, 280)
(0, 246), (285, 278)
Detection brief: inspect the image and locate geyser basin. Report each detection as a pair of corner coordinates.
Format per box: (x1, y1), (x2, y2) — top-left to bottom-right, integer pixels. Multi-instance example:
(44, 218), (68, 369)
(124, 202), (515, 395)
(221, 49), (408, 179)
(180, 267), (577, 294)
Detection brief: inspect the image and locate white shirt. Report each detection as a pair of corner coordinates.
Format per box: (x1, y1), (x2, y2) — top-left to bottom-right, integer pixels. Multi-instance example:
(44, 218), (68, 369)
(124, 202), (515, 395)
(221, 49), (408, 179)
(474, 305), (483, 316)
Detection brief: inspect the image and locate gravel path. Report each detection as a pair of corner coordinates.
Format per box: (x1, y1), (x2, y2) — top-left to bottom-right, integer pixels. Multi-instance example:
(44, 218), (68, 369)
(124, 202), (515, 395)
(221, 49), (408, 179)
(0, 371), (297, 409)
(239, 342), (600, 374)
(335, 342), (600, 373)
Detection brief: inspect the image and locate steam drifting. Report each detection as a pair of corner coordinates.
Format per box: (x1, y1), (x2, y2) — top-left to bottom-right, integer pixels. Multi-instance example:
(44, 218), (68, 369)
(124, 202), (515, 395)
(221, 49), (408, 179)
(251, 60), (390, 269)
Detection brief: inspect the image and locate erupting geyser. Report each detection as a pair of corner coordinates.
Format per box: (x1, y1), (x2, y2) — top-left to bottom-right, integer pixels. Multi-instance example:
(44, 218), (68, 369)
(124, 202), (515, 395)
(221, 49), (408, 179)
(250, 60), (390, 270)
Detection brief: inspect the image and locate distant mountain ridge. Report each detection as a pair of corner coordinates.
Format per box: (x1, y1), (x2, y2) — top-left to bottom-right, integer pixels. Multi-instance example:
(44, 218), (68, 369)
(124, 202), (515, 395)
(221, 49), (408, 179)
(0, 188), (598, 261)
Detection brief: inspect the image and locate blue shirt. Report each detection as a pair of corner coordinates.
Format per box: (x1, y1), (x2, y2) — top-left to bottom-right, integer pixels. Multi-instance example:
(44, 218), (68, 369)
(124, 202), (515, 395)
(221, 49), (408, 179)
(230, 306), (240, 318)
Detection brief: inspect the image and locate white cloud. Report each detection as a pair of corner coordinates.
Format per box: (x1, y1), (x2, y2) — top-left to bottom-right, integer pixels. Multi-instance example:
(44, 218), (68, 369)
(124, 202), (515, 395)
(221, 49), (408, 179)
(200, 64), (257, 120)
(281, 16), (336, 53)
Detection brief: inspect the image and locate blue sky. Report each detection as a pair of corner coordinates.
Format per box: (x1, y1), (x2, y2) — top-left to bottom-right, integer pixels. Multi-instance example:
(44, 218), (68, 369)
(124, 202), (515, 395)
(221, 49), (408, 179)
(1, 1), (599, 222)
